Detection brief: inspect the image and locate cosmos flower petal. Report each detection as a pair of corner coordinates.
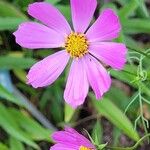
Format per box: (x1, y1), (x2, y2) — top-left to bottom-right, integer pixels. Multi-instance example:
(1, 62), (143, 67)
(52, 128), (95, 149)
(50, 144), (76, 150)
(27, 50), (69, 88)
(64, 58), (89, 108)
(89, 42), (127, 70)
(71, 0), (97, 33)
(86, 9), (121, 42)
(64, 127), (79, 134)
(28, 2), (71, 36)
(83, 55), (111, 99)
(13, 22), (65, 49)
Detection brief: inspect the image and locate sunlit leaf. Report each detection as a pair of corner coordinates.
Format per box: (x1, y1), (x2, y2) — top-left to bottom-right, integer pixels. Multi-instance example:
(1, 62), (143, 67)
(0, 56), (36, 69)
(123, 19), (150, 34)
(0, 143), (8, 150)
(0, 1), (27, 19)
(9, 137), (24, 150)
(0, 17), (27, 30)
(119, 0), (139, 18)
(46, 0), (60, 5)
(9, 109), (52, 141)
(0, 104), (39, 149)
(13, 69), (26, 83)
(92, 121), (103, 145)
(0, 84), (24, 106)
(65, 103), (75, 123)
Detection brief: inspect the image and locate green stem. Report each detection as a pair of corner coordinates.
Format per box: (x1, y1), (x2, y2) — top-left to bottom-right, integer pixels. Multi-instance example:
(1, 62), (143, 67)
(106, 133), (150, 150)
(138, 86), (149, 142)
(127, 46), (150, 59)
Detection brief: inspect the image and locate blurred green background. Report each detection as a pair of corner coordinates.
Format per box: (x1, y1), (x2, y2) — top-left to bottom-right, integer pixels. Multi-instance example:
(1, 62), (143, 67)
(0, 0), (150, 149)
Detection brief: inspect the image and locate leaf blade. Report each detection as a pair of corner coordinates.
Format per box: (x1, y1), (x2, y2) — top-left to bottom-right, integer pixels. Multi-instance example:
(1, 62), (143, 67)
(90, 94), (139, 141)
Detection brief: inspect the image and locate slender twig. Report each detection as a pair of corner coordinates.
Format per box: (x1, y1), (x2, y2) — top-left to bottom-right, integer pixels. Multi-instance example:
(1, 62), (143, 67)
(124, 55), (149, 143)
(142, 97), (150, 105)
(134, 115), (141, 130)
(129, 56), (140, 61)
(138, 58), (149, 140)
(124, 94), (139, 114)
(127, 46), (150, 59)
(71, 114), (100, 127)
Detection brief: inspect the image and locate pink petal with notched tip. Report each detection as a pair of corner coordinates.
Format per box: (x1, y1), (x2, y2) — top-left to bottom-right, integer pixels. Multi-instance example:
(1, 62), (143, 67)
(86, 9), (121, 42)
(83, 54), (111, 99)
(64, 58), (89, 108)
(27, 50), (69, 88)
(28, 2), (71, 36)
(89, 42), (127, 70)
(71, 0), (97, 33)
(13, 22), (65, 49)
(51, 128), (95, 149)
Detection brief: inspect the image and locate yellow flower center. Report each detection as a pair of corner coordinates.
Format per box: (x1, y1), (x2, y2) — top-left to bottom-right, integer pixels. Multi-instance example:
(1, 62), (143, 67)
(79, 146), (92, 150)
(65, 32), (89, 58)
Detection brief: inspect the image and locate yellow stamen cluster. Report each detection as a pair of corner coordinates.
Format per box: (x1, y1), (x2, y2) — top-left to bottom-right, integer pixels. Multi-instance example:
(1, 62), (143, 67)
(79, 146), (92, 150)
(65, 32), (89, 58)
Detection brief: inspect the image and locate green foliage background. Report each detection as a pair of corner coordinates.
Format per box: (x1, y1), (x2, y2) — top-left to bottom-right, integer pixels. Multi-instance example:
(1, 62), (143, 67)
(0, 0), (150, 149)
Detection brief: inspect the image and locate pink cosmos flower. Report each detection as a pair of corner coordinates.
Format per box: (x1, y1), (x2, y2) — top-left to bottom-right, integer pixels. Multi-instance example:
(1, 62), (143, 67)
(14, 0), (127, 108)
(50, 127), (95, 150)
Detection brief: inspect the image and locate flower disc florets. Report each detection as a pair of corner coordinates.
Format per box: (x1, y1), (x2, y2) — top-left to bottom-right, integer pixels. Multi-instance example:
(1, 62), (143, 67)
(79, 146), (92, 150)
(65, 32), (89, 58)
